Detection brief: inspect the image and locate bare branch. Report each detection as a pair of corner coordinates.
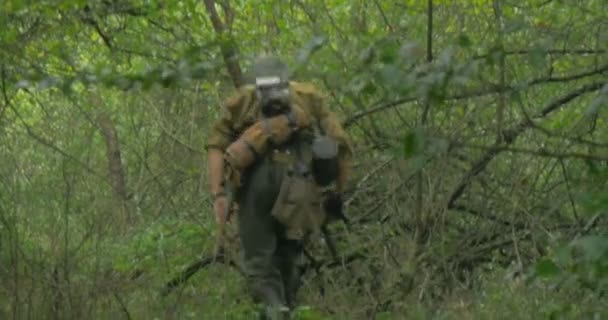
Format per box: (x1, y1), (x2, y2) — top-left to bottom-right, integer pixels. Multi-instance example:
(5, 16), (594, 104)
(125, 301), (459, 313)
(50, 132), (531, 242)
(473, 48), (607, 60)
(79, 9), (113, 50)
(528, 121), (608, 148)
(559, 159), (583, 228)
(0, 65), (10, 121)
(493, 0), (506, 143)
(345, 157), (393, 208)
(450, 204), (525, 228)
(372, 0), (393, 32)
(344, 63), (608, 128)
(453, 143), (608, 162)
(447, 81), (606, 208)
(6, 99), (109, 186)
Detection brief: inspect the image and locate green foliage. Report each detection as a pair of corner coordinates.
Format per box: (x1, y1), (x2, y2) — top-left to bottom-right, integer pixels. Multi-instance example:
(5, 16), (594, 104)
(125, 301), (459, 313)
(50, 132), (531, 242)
(1, 0), (607, 319)
(528, 166), (608, 317)
(432, 271), (607, 320)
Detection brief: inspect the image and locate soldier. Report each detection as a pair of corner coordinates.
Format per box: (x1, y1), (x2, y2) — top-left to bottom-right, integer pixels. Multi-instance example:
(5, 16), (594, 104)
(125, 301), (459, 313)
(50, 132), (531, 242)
(205, 56), (353, 319)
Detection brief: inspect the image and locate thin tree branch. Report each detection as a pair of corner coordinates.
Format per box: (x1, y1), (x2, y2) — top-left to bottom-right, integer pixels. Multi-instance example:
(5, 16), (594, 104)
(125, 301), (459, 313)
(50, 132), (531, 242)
(447, 81), (605, 208)
(493, 0), (506, 143)
(344, 63), (608, 128)
(372, 0), (393, 32)
(414, 0), (434, 243)
(559, 159), (583, 229)
(473, 48), (607, 60)
(452, 143), (608, 162)
(528, 121), (608, 148)
(356, 169), (421, 225)
(0, 65), (9, 121)
(161, 250), (243, 296)
(6, 99), (110, 186)
(579, 212), (603, 237)
(450, 204), (525, 228)
(202, 0), (244, 88)
(345, 157), (393, 208)
(80, 9), (113, 50)
(421, 0), (433, 123)
(528, 63), (608, 86)
(113, 292), (132, 320)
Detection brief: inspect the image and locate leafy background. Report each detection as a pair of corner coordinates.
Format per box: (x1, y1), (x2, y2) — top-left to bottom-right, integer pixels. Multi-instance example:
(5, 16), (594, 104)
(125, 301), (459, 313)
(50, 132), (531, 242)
(0, 0), (606, 319)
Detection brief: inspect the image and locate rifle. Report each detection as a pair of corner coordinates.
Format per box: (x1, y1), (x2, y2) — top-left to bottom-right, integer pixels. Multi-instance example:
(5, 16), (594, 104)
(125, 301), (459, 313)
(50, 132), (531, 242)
(320, 191), (349, 260)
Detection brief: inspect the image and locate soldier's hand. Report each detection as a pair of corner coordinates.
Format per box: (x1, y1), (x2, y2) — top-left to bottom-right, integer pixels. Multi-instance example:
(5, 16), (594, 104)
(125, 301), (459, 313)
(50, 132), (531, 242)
(213, 195), (229, 225)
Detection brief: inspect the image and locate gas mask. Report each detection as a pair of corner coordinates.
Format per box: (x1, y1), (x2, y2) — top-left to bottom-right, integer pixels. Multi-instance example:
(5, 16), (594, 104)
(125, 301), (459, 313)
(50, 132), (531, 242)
(252, 56), (292, 118)
(256, 76), (291, 118)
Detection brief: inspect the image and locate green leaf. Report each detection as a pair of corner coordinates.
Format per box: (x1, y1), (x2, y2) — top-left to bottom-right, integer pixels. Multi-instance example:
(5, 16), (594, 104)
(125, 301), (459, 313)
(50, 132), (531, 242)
(503, 17), (527, 34)
(528, 46), (547, 68)
(585, 83), (608, 116)
(554, 246), (573, 266)
(456, 33), (472, 47)
(292, 305), (328, 320)
(402, 128), (425, 159)
(295, 35), (328, 64)
(572, 235), (608, 261)
(535, 259), (561, 278)
(528, 38), (552, 68)
(376, 311), (395, 320)
(379, 43), (399, 64)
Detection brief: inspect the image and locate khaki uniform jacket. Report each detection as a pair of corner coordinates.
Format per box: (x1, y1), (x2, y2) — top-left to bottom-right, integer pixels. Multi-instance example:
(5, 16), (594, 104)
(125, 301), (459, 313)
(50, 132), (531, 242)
(206, 81), (353, 190)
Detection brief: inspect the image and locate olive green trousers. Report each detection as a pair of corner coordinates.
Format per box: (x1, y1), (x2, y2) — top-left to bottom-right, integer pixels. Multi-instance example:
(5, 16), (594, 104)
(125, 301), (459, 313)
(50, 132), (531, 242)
(235, 154), (304, 316)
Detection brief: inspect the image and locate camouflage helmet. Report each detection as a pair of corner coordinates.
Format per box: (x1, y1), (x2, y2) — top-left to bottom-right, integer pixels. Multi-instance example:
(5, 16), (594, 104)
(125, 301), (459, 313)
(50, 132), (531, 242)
(251, 55), (290, 86)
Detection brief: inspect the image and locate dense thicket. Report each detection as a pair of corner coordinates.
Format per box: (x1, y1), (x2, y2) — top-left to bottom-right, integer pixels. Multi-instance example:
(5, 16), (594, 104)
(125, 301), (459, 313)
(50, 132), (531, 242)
(1, 1), (606, 319)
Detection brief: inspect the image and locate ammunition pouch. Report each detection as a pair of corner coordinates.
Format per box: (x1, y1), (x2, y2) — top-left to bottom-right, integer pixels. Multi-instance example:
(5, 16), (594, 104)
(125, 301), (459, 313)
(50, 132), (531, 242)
(268, 130), (342, 239)
(311, 135), (339, 187)
(270, 164), (326, 240)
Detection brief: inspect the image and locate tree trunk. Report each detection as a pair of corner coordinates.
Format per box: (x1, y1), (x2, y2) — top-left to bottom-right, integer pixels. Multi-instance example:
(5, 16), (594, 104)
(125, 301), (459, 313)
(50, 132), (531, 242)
(203, 0), (244, 88)
(89, 93), (131, 225)
(96, 111), (128, 203)
(414, 0), (434, 244)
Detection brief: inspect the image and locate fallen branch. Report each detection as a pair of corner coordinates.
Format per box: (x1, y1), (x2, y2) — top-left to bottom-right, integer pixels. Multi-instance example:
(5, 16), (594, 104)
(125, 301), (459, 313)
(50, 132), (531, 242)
(160, 250), (238, 297)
